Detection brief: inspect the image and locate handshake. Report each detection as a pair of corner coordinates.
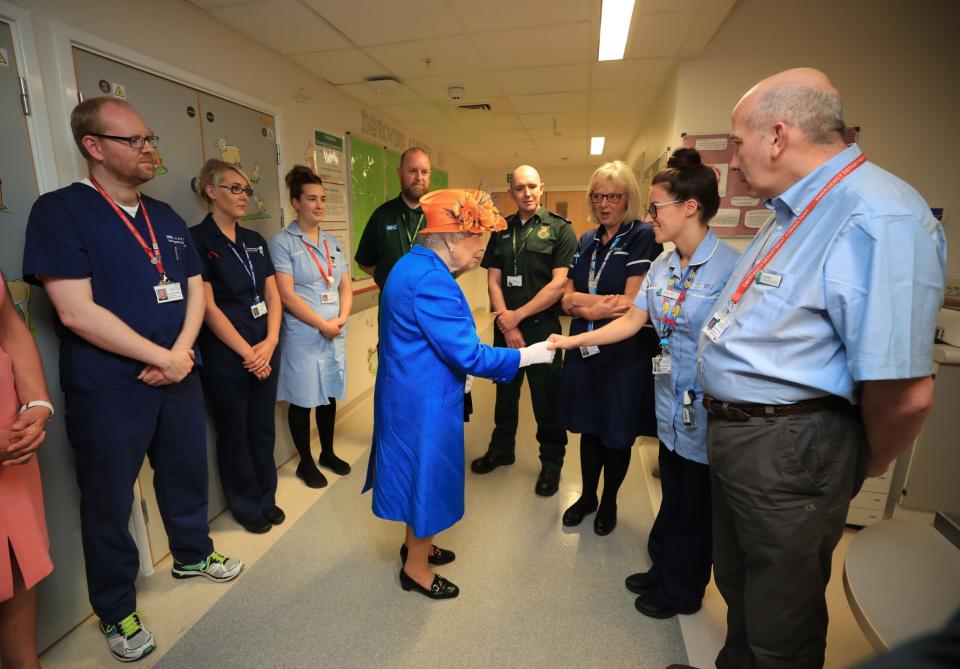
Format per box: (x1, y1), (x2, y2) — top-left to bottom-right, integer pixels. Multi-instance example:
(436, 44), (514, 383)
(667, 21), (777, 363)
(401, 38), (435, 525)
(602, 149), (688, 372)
(517, 341), (556, 367)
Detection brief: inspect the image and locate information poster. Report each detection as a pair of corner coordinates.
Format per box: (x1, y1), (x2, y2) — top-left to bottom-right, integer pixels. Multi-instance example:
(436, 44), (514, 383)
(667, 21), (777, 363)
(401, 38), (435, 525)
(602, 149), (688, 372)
(312, 129), (351, 275)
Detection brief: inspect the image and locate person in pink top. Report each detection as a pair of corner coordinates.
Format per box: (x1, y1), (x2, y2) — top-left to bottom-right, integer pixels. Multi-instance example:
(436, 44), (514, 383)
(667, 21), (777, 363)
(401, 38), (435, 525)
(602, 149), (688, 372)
(0, 272), (54, 669)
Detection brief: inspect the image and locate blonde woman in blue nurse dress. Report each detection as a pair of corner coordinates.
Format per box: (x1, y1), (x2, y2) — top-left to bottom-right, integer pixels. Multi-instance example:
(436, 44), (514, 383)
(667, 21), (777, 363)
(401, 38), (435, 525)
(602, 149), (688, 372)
(270, 166), (352, 489)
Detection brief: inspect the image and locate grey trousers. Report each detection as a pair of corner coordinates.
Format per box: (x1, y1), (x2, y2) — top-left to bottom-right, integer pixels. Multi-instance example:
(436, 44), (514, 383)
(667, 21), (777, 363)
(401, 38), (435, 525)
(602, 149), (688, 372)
(707, 404), (868, 669)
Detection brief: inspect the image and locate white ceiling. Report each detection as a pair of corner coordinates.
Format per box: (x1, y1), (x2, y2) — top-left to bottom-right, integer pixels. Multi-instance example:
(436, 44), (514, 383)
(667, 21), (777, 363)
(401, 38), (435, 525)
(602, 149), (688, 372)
(187, 0), (737, 168)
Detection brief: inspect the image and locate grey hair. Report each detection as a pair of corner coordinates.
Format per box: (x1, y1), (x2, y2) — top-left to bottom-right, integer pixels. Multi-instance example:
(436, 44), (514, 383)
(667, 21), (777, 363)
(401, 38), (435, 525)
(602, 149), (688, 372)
(416, 231), (472, 250)
(751, 84), (845, 144)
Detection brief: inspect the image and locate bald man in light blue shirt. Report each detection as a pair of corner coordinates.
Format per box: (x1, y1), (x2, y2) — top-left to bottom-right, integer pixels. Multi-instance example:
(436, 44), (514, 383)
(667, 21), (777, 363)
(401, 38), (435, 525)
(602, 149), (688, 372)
(696, 69), (946, 669)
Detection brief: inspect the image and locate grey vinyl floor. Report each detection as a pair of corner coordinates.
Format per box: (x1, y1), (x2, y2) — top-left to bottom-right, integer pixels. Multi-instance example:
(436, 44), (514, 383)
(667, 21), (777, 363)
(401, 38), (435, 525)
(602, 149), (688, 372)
(155, 369), (686, 669)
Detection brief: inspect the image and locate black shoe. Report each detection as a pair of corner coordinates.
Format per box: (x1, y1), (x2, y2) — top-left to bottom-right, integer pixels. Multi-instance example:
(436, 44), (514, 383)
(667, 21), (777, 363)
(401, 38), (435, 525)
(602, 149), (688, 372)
(535, 468), (560, 497)
(239, 516), (272, 534)
(562, 496), (598, 526)
(296, 461), (328, 488)
(262, 505), (285, 525)
(625, 570), (657, 594)
(634, 589), (688, 619)
(594, 504), (617, 535)
(400, 544), (456, 566)
(470, 451), (515, 474)
(399, 568), (459, 599)
(318, 452), (351, 476)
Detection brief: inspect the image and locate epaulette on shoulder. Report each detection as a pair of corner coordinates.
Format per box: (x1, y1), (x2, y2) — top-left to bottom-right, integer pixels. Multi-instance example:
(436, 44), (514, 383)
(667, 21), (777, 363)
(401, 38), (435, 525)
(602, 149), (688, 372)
(549, 210), (572, 225)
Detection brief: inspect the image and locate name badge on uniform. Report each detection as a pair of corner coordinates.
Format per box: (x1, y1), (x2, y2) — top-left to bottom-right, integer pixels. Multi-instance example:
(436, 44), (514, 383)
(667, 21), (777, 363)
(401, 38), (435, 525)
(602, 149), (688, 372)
(703, 308), (731, 343)
(154, 282), (183, 304)
(250, 300), (268, 319)
(506, 275), (523, 288)
(659, 288), (681, 300)
(320, 291), (338, 304)
(652, 354), (672, 375)
(755, 270), (783, 288)
(579, 345), (599, 358)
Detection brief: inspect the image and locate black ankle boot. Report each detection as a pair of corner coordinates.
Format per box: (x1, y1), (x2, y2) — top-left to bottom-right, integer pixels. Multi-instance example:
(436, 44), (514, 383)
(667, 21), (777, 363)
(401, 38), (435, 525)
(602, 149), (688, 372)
(296, 461), (328, 488)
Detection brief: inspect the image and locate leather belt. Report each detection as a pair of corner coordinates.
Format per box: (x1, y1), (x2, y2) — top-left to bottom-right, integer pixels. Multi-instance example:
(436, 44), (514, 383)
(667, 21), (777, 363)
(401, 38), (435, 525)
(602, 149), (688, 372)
(702, 395), (850, 422)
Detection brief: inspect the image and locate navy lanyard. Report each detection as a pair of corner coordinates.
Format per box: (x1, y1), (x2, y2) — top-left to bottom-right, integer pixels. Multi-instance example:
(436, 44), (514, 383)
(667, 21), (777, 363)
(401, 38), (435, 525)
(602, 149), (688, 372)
(587, 235), (622, 295)
(225, 239), (261, 302)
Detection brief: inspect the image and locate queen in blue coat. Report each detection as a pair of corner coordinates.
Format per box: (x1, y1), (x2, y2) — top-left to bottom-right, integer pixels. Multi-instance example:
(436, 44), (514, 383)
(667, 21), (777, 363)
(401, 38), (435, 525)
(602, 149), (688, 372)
(363, 189), (555, 600)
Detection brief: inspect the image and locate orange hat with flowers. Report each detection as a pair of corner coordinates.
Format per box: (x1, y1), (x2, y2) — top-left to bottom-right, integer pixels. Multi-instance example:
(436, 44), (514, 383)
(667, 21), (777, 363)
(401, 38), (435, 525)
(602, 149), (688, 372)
(418, 188), (507, 234)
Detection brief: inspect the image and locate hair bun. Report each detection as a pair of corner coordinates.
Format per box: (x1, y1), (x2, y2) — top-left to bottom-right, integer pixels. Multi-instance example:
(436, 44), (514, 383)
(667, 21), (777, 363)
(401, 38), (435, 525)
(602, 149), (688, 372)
(285, 164), (321, 189)
(667, 147), (703, 169)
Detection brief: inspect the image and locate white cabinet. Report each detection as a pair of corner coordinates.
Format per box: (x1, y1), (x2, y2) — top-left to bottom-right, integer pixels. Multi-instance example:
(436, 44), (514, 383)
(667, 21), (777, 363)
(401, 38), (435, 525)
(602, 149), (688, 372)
(847, 469), (894, 527)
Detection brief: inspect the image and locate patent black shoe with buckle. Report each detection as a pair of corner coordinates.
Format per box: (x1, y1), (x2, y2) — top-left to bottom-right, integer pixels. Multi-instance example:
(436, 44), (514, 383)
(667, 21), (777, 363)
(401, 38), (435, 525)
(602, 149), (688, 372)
(535, 468), (560, 496)
(400, 544), (456, 566)
(470, 451), (515, 474)
(399, 568), (459, 599)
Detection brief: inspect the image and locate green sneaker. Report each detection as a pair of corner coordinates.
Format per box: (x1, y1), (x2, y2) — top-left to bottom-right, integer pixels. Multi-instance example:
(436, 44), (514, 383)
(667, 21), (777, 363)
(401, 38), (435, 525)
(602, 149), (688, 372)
(171, 550), (243, 582)
(100, 611), (155, 662)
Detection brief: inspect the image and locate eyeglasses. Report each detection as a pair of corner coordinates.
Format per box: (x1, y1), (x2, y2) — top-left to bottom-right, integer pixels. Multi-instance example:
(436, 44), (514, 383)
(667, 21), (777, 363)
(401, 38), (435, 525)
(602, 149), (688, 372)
(90, 134), (160, 150)
(219, 184), (254, 196)
(589, 192), (624, 204)
(646, 200), (685, 220)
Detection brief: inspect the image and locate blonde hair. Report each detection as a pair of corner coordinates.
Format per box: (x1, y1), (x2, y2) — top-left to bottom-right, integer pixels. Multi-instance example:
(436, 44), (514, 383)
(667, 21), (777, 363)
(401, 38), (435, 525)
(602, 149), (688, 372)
(197, 159), (251, 204)
(587, 160), (642, 225)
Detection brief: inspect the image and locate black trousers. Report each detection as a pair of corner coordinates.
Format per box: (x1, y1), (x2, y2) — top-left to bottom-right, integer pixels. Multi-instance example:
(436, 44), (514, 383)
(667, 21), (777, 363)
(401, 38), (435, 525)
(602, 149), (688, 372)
(708, 405), (868, 669)
(647, 442), (712, 612)
(202, 371), (279, 525)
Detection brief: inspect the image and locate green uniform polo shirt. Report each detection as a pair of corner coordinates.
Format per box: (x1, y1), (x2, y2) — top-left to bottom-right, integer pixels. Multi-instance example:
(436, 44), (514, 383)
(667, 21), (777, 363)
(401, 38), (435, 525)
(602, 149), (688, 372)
(480, 206), (577, 318)
(354, 194), (424, 289)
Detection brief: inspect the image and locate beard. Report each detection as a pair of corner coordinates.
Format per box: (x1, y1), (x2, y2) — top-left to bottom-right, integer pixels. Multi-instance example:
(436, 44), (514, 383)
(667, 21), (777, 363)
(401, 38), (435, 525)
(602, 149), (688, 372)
(402, 182), (427, 203)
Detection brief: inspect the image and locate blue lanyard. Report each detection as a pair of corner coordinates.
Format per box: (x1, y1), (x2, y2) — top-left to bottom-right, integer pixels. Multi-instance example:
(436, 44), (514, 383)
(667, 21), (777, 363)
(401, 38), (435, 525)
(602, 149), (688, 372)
(225, 240), (261, 302)
(585, 231), (623, 332)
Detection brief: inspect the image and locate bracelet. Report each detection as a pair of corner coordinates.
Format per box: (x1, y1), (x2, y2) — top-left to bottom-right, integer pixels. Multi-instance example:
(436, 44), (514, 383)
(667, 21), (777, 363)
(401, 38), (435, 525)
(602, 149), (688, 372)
(20, 400), (55, 420)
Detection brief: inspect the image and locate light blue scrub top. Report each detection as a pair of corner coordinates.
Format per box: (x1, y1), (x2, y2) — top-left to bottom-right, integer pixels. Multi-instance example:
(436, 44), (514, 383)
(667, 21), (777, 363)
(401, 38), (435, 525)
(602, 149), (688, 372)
(269, 221), (348, 407)
(635, 230), (740, 464)
(698, 144), (946, 404)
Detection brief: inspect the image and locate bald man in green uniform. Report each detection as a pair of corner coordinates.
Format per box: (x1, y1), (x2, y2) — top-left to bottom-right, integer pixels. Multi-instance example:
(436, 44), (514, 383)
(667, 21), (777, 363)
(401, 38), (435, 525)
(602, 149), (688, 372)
(355, 147), (431, 289)
(471, 165), (577, 496)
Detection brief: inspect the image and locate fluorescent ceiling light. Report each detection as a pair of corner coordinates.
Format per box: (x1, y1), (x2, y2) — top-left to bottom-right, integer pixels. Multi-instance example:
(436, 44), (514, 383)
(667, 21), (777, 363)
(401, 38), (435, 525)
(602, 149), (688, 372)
(598, 0), (636, 61)
(590, 136), (606, 155)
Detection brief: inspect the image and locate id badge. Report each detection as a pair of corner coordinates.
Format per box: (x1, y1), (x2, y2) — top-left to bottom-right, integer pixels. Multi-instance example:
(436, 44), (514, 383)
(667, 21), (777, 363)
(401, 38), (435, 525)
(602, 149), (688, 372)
(659, 288), (681, 300)
(703, 309), (731, 343)
(756, 270), (783, 288)
(506, 275), (523, 288)
(250, 300), (268, 319)
(652, 354), (672, 375)
(154, 282), (184, 304)
(579, 345), (599, 358)
(320, 291), (338, 305)
(682, 405), (698, 428)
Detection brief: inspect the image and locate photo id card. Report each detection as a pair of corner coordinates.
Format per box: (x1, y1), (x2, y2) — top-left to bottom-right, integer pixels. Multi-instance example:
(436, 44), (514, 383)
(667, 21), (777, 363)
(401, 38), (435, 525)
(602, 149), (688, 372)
(506, 275), (523, 288)
(703, 309), (731, 343)
(250, 300), (268, 319)
(652, 354), (672, 375)
(320, 291), (338, 304)
(579, 345), (600, 358)
(682, 405), (698, 427)
(154, 282), (184, 304)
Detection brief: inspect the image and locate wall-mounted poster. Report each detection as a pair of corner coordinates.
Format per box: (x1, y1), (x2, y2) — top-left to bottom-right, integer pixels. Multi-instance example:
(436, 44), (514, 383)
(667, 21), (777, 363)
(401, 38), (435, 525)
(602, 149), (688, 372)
(680, 127), (860, 236)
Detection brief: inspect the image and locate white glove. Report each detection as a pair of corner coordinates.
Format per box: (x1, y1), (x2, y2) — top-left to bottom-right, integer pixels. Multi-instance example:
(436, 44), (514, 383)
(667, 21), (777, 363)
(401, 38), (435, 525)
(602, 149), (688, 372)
(518, 341), (556, 367)
(464, 374), (474, 393)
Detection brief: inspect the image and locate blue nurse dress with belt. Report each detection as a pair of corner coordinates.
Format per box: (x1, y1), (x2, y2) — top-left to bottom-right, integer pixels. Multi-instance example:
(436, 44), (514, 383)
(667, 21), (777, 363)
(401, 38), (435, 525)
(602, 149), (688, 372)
(362, 245), (520, 538)
(269, 222), (347, 407)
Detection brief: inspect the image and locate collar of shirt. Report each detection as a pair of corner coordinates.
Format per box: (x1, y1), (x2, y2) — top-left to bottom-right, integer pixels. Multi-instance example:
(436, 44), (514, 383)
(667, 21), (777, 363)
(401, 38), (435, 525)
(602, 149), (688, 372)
(284, 220), (326, 250)
(514, 206), (548, 228)
(666, 228), (721, 273)
(200, 213), (247, 245)
(767, 143), (863, 220)
(594, 220), (634, 247)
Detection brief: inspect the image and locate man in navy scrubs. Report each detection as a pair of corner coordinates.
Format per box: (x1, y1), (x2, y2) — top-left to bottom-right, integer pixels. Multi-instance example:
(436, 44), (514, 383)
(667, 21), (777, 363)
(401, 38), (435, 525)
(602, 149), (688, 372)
(23, 97), (243, 663)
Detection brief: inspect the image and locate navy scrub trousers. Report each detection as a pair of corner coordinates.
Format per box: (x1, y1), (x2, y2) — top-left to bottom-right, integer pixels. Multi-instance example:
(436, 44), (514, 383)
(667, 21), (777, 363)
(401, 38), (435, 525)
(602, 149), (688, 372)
(66, 375), (213, 623)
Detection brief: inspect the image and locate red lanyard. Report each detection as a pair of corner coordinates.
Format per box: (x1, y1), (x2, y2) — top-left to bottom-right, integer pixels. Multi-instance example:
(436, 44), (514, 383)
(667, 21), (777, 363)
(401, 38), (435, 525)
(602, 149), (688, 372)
(729, 152), (866, 305)
(303, 238), (334, 284)
(89, 176), (168, 280)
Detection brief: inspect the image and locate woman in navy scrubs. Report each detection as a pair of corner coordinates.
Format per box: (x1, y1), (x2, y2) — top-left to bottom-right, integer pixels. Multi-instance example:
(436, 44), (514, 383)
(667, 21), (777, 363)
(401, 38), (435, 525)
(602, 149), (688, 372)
(190, 159), (284, 534)
(270, 166), (352, 488)
(555, 160), (661, 535)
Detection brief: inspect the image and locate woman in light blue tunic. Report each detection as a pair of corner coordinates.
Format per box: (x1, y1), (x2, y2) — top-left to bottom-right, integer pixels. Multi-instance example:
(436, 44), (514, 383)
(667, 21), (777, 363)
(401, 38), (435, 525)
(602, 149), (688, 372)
(269, 166), (352, 488)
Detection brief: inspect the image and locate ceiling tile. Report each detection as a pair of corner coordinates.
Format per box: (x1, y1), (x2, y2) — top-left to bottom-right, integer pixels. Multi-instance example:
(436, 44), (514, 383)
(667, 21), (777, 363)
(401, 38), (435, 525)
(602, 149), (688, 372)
(454, 115), (525, 131)
(590, 59), (673, 90)
(303, 0), (464, 46)
(210, 0), (351, 55)
(519, 111), (590, 129)
(625, 10), (696, 58)
(471, 22), (591, 71)
(589, 87), (658, 110)
(292, 49), (392, 85)
(494, 64), (590, 96)
(640, 0), (704, 14)
(377, 102), (447, 122)
(509, 92), (588, 115)
(336, 82), (423, 107)
(526, 125), (589, 141)
(405, 71), (503, 104)
(590, 106), (652, 127)
(447, 0), (590, 33)
(365, 37), (487, 79)
(469, 128), (533, 142)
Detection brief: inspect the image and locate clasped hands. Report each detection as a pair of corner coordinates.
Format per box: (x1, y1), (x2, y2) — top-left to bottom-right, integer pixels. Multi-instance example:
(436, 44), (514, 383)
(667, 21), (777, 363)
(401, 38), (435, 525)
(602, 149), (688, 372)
(319, 315), (347, 340)
(138, 348), (196, 386)
(0, 404), (52, 466)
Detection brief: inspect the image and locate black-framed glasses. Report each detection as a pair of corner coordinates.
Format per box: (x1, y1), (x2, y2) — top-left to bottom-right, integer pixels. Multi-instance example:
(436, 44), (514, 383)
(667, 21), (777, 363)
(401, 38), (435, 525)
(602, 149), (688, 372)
(219, 184), (254, 197)
(646, 200), (684, 220)
(589, 192), (624, 204)
(91, 134), (160, 150)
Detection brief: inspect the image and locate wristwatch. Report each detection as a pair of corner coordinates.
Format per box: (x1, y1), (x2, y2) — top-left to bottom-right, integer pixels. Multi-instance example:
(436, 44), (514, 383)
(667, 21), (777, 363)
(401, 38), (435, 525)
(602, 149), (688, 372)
(19, 400), (55, 420)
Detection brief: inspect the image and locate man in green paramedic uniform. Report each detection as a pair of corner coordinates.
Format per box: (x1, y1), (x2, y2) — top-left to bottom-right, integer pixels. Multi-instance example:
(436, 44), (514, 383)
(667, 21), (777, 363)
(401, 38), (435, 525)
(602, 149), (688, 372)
(355, 147), (431, 289)
(471, 164), (577, 496)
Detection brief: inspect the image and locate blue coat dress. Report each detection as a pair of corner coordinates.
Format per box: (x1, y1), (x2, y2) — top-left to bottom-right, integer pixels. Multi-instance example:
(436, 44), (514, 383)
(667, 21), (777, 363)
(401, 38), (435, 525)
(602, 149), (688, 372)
(362, 245), (520, 538)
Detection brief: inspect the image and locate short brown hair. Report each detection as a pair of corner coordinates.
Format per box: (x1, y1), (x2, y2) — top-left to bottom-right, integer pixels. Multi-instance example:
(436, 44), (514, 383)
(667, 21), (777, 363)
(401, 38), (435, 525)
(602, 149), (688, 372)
(197, 159), (251, 204)
(70, 97), (133, 160)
